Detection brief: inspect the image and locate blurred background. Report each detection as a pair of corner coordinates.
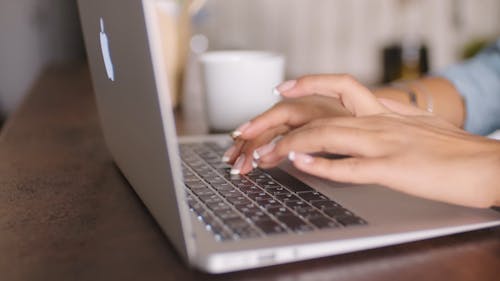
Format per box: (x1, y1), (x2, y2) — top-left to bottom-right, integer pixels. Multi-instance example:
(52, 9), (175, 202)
(1, 0), (500, 129)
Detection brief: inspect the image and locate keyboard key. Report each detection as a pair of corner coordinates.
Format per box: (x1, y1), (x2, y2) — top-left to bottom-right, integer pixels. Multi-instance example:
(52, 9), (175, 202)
(254, 219), (286, 234)
(185, 181), (205, 188)
(190, 201), (205, 215)
(267, 206), (293, 217)
(309, 217), (339, 229)
(208, 222), (224, 234)
(204, 197), (223, 206)
(256, 198), (282, 209)
(336, 215), (366, 226)
(234, 227), (261, 239)
(198, 193), (219, 203)
(261, 183), (282, 189)
(266, 168), (314, 193)
(238, 185), (262, 194)
(227, 196), (251, 206)
(207, 178), (226, 185)
(218, 211), (242, 222)
(299, 191), (329, 202)
(247, 191), (271, 201)
(212, 183), (233, 191)
(217, 167), (232, 175)
(184, 175), (199, 182)
(224, 217), (250, 230)
(200, 212), (218, 226)
(311, 200), (341, 210)
(247, 173), (268, 181)
(246, 211), (271, 222)
(285, 200), (310, 210)
(323, 207), (353, 218)
(296, 208), (323, 219)
(279, 215), (311, 232)
(207, 201), (231, 211)
(235, 181), (254, 188)
(218, 189), (240, 198)
(265, 187), (291, 195)
(275, 193), (300, 202)
(234, 203), (258, 213)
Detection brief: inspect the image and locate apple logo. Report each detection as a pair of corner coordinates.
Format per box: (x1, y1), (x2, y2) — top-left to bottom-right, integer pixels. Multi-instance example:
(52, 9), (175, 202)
(99, 17), (114, 81)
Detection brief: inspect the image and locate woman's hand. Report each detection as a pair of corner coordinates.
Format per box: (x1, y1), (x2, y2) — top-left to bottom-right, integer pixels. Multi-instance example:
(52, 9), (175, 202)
(223, 95), (351, 174)
(225, 74), (391, 174)
(246, 74), (500, 208)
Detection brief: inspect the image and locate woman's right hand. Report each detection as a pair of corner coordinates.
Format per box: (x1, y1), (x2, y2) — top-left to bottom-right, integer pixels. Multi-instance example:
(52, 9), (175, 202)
(223, 95), (351, 174)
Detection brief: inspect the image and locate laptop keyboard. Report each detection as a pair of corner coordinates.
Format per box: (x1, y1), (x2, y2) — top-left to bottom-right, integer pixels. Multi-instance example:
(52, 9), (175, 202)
(180, 142), (367, 242)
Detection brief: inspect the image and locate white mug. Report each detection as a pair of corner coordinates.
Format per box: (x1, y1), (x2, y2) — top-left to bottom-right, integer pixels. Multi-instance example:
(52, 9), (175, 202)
(199, 51), (285, 132)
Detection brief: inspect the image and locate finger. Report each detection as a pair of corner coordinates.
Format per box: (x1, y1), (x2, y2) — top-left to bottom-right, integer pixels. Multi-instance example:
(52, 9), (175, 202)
(259, 125), (380, 164)
(238, 102), (297, 139)
(222, 139), (245, 164)
(238, 125), (290, 174)
(377, 98), (431, 116)
(239, 97), (344, 139)
(258, 157), (285, 170)
(290, 153), (382, 184)
(280, 74), (388, 116)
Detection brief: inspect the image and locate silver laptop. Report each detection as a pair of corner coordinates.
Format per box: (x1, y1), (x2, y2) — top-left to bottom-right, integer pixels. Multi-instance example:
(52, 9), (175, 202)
(77, 0), (500, 273)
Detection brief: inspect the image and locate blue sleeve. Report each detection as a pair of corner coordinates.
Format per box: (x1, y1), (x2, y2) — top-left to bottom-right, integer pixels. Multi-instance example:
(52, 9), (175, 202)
(439, 39), (500, 136)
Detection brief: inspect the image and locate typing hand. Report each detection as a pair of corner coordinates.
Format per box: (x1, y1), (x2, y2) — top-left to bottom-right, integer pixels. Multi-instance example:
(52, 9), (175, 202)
(223, 95), (351, 175)
(225, 74), (387, 175)
(234, 74), (500, 208)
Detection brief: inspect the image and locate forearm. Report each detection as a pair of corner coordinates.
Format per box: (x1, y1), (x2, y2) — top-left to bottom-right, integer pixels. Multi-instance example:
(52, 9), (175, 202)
(373, 77), (466, 127)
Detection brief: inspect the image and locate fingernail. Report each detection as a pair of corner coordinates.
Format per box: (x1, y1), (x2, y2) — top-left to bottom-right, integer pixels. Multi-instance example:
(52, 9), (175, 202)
(289, 151), (314, 164)
(273, 80), (297, 95)
(254, 142), (276, 159)
(252, 160), (258, 169)
(252, 150), (260, 160)
(222, 145), (236, 162)
(230, 155), (246, 175)
(230, 122), (251, 139)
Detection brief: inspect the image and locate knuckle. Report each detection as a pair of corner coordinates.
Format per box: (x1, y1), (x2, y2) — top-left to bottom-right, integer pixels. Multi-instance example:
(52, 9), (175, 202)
(339, 73), (358, 86)
(296, 76), (314, 91)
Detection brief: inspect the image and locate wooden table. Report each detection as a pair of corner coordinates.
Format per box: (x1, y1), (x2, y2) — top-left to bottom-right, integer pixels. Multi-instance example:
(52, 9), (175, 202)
(1, 65), (499, 281)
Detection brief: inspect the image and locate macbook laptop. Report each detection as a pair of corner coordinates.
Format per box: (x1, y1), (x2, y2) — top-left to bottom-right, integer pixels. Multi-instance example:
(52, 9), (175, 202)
(77, 0), (500, 273)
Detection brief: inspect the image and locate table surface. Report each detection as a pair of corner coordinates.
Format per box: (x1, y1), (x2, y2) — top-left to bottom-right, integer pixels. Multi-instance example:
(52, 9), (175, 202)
(1, 65), (499, 281)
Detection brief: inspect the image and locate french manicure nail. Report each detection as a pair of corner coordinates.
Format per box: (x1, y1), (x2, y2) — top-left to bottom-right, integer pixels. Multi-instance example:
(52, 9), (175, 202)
(274, 80), (297, 95)
(230, 155), (246, 175)
(255, 142), (276, 159)
(252, 160), (258, 169)
(230, 122), (251, 139)
(252, 150), (260, 160)
(288, 151), (296, 161)
(222, 145), (236, 162)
